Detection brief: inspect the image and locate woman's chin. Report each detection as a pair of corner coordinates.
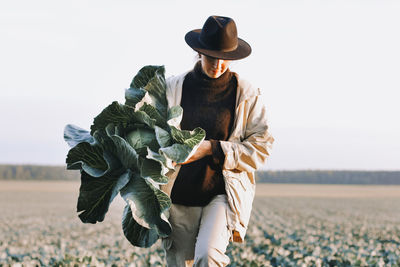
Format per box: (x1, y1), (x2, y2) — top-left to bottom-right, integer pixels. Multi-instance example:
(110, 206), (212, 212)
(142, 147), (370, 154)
(208, 71), (221, 79)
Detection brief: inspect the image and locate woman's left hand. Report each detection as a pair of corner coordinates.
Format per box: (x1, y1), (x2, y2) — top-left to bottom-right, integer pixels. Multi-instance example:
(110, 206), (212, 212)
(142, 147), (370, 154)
(180, 140), (212, 165)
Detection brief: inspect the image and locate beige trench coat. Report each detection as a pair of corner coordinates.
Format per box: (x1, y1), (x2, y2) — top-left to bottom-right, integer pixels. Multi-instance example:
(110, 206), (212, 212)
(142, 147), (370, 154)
(161, 70), (274, 243)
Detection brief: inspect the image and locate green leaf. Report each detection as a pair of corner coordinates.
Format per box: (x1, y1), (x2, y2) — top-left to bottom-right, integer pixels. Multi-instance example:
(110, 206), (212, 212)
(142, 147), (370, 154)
(77, 170), (130, 223)
(147, 147), (174, 173)
(130, 65), (168, 119)
(139, 103), (167, 128)
(104, 122), (124, 137)
(90, 102), (156, 135)
(130, 65), (162, 88)
(64, 64), (209, 248)
(65, 124), (123, 178)
(122, 204), (159, 248)
(126, 128), (159, 156)
(155, 126), (172, 148)
(120, 171), (171, 238)
(90, 101), (136, 135)
(145, 148), (171, 172)
(159, 143), (192, 164)
(109, 135), (139, 171)
(92, 127), (119, 159)
(167, 106), (183, 128)
(125, 87), (146, 107)
(140, 157), (168, 184)
(131, 110), (156, 129)
(93, 124), (139, 171)
(145, 74), (168, 118)
(170, 126), (206, 148)
(64, 124), (94, 148)
(66, 142), (108, 177)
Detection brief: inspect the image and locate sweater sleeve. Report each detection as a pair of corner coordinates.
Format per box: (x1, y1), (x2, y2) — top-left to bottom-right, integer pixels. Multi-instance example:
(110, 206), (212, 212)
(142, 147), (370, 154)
(210, 139), (225, 167)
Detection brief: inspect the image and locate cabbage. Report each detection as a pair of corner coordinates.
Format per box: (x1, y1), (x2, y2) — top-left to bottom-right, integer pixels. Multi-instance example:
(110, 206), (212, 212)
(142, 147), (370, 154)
(64, 65), (205, 247)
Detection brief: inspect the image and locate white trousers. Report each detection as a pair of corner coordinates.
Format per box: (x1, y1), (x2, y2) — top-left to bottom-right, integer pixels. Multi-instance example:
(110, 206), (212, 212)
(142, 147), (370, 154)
(162, 195), (231, 267)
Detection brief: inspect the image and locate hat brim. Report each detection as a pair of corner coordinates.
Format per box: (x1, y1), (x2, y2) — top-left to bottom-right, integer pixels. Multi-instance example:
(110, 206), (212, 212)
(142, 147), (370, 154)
(185, 29), (252, 60)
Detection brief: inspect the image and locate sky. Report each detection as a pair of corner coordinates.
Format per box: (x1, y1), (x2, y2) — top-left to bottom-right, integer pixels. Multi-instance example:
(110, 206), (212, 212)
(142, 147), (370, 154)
(1, 0), (399, 170)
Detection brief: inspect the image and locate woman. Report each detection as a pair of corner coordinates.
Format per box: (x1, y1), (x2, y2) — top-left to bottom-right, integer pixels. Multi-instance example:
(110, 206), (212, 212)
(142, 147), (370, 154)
(161, 15), (274, 267)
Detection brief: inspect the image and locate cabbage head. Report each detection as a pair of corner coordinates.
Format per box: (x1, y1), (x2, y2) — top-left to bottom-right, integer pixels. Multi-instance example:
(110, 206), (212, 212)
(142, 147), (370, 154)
(64, 65), (205, 247)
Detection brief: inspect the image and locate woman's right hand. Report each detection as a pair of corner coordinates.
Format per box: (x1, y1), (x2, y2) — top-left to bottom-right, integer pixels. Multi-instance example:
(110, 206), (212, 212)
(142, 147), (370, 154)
(179, 140), (212, 165)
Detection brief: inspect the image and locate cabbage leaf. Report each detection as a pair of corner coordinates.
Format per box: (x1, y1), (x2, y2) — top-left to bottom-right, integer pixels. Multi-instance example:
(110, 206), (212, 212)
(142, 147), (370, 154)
(64, 65), (205, 247)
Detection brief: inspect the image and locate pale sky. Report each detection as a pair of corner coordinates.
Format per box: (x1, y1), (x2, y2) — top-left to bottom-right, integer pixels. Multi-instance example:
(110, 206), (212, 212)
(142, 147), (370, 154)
(1, 0), (399, 170)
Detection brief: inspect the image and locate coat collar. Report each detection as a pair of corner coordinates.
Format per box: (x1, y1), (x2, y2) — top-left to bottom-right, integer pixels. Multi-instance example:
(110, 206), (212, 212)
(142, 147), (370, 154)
(232, 72), (261, 106)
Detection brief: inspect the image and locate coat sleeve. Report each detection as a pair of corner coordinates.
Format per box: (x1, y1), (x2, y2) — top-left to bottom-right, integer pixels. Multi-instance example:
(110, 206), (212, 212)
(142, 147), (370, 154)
(219, 94), (274, 173)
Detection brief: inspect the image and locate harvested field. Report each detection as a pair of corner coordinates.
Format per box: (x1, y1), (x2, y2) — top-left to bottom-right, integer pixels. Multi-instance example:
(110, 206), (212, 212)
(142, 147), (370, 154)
(1, 181), (399, 266)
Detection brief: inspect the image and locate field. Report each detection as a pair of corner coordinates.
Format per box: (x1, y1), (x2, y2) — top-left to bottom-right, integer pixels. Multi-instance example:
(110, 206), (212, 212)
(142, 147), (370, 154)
(1, 181), (399, 266)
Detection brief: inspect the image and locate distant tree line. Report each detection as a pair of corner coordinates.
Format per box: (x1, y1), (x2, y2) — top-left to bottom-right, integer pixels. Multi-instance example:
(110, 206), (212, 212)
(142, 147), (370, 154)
(1, 165), (399, 184)
(0, 164), (79, 181)
(256, 170), (400, 185)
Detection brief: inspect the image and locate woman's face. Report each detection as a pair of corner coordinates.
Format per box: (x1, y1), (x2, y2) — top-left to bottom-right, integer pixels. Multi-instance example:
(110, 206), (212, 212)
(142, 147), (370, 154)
(200, 54), (231, 79)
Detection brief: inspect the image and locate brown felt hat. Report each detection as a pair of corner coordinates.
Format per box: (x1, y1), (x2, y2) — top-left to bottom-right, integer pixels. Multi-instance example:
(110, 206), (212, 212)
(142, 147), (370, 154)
(185, 16), (252, 60)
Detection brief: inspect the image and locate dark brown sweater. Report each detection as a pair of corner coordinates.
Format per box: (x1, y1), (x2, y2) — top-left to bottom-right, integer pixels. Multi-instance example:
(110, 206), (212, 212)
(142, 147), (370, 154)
(170, 61), (237, 206)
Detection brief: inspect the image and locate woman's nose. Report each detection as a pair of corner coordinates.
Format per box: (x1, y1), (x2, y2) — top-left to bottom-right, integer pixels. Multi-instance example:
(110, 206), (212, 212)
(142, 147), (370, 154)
(213, 59), (223, 68)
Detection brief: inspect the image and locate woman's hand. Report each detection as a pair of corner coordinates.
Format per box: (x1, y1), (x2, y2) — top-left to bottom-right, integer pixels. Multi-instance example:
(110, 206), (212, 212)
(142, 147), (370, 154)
(180, 140), (212, 165)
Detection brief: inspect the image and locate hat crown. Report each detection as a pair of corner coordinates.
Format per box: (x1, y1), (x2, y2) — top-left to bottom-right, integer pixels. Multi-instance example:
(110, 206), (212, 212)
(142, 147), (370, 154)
(199, 16), (238, 52)
(184, 15), (251, 60)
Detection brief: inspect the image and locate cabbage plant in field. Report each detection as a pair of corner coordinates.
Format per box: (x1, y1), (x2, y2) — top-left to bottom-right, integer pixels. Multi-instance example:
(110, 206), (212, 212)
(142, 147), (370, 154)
(63, 65), (205, 248)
